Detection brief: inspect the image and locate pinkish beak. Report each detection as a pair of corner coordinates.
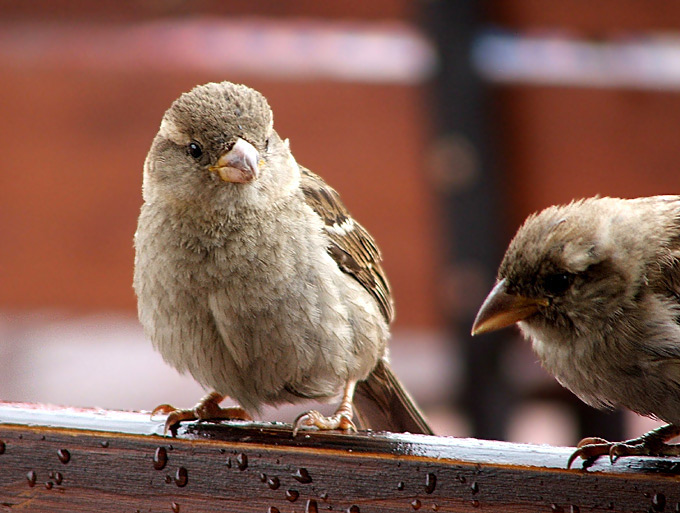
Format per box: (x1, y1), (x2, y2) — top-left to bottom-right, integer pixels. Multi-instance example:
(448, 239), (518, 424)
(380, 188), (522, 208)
(209, 137), (259, 183)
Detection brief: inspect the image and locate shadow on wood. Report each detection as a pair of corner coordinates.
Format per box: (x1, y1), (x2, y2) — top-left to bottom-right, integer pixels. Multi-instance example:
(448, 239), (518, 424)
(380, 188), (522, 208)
(0, 402), (679, 512)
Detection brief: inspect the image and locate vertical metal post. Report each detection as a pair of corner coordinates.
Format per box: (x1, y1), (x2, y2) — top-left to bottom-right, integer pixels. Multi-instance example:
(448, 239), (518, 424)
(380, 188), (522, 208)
(422, 0), (514, 440)
(421, 0), (624, 443)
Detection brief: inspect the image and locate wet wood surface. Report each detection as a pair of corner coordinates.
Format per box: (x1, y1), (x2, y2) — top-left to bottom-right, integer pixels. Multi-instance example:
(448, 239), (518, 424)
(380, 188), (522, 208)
(0, 402), (679, 512)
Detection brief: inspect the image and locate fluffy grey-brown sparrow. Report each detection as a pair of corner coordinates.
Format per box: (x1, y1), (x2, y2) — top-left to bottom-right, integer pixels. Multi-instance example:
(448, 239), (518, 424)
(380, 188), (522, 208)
(133, 81), (432, 436)
(472, 196), (680, 466)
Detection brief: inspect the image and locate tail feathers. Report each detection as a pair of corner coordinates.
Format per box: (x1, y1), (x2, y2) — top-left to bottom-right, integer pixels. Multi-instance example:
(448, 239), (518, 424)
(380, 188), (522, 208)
(354, 359), (434, 435)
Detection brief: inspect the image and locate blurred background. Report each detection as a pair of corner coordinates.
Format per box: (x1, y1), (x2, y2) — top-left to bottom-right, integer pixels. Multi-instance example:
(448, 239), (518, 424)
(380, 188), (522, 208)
(2, 0), (679, 445)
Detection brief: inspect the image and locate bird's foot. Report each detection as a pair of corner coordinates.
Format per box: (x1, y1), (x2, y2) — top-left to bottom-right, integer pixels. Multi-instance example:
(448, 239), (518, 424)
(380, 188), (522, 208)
(567, 424), (680, 468)
(292, 379), (359, 436)
(151, 391), (252, 435)
(292, 409), (357, 436)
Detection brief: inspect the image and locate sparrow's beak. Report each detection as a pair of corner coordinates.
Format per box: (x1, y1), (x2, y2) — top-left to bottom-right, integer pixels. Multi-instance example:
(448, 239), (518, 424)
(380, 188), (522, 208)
(471, 278), (549, 336)
(210, 137), (260, 183)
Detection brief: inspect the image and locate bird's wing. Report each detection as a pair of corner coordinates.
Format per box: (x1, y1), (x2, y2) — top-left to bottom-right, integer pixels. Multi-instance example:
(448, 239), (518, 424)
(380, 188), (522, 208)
(299, 166), (394, 323)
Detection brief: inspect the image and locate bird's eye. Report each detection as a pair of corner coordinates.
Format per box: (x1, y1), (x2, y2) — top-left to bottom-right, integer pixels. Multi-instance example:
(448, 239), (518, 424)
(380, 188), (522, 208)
(543, 272), (573, 296)
(187, 141), (203, 159)
(264, 138), (270, 151)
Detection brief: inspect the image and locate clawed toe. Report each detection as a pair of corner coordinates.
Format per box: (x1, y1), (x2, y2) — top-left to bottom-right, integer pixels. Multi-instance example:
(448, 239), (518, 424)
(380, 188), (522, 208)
(292, 410), (357, 436)
(150, 406), (199, 435)
(149, 404), (190, 434)
(151, 404), (178, 417)
(568, 424), (680, 468)
(576, 437), (609, 448)
(164, 409), (199, 435)
(568, 439), (653, 469)
(151, 392), (252, 435)
(567, 442), (611, 469)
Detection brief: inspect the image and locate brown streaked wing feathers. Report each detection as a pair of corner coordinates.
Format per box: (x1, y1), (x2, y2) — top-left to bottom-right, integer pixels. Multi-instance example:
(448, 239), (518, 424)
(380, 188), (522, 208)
(299, 167), (394, 323)
(300, 167), (433, 435)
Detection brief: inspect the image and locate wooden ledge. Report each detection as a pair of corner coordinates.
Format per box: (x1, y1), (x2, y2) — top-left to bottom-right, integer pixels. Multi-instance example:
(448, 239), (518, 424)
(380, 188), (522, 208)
(0, 402), (679, 512)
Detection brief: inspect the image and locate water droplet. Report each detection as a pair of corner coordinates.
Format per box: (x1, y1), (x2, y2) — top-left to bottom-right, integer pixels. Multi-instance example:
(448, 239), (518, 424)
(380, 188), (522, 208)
(54, 472), (63, 485)
(154, 447), (168, 470)
(411, 499), (422, 510)
(267, 476), (280, 490)
(347, 507), (360, 513)
(293, 467), (313, 483)
(471, 499), (480, 508)
(259, 472), (267, 483)
(306, 499), (319, 513)
(57, 449), (71, 464)
(269, 508), (280, 513)
(432, 505), (439, 512)
(100, 441), (109, 448)
(171, 502), (180, 513)
(286, 489), (300, 502)
(425, 473), (436, 494)
(652, 493), (666, 512)
(551, 505), (563, 512)
(320, 492), (329, 501)
(27, 470), (36, 487)
(0, 440), (6, 454)
(174, 467), (188, 487)
(44, 481), (53, 490)
(397, 481), (405, 491)
(165, 475), (172, 484)
(236, 453), (248, 471)
(458, 475), (467, 484)
(471, 481), (479, 494)
(570, 506), (580, 513)
(226, 457), (232, 468)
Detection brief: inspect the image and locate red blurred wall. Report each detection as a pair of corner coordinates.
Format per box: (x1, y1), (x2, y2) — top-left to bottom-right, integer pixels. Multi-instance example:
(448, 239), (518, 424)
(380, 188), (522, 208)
(0, 1), (441, 329)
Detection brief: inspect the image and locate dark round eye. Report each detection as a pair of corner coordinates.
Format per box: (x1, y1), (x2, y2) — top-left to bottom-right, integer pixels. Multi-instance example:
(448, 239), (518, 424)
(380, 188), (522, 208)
(543, 272), (573, 296)
(187, 141), (203, 159)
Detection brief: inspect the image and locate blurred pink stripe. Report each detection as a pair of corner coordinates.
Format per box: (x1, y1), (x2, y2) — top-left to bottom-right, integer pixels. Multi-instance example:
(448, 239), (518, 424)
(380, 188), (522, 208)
(0, 18), (436, 83)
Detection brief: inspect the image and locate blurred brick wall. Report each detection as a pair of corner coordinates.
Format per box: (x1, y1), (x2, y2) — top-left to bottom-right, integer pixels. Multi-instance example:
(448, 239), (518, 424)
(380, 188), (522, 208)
(489, 0), (680, 32)
(494, 87), (680, 230)
(6, 0), (680, 330)
(486, 0), (680, 232)
(0, 1), (442, 329)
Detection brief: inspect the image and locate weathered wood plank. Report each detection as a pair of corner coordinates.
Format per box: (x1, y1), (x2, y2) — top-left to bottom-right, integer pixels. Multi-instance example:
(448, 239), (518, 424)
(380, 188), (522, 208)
(0, 402), (679, 512)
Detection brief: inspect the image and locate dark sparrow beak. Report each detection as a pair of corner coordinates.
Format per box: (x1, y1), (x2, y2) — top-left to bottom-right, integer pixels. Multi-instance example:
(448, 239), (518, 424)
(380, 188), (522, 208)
(471, 278), (549, 335)
(210, 137), (260, 183)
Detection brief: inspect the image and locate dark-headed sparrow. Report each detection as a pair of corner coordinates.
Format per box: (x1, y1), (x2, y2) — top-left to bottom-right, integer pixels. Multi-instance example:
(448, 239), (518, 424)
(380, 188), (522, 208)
(472, 196), (680, 466)
(134, 81), (432, 436)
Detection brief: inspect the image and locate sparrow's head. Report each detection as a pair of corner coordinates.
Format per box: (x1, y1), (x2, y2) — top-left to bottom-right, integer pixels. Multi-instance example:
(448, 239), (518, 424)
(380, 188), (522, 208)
(143, 81), (295, 206)
(471, 197), (665, 339)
